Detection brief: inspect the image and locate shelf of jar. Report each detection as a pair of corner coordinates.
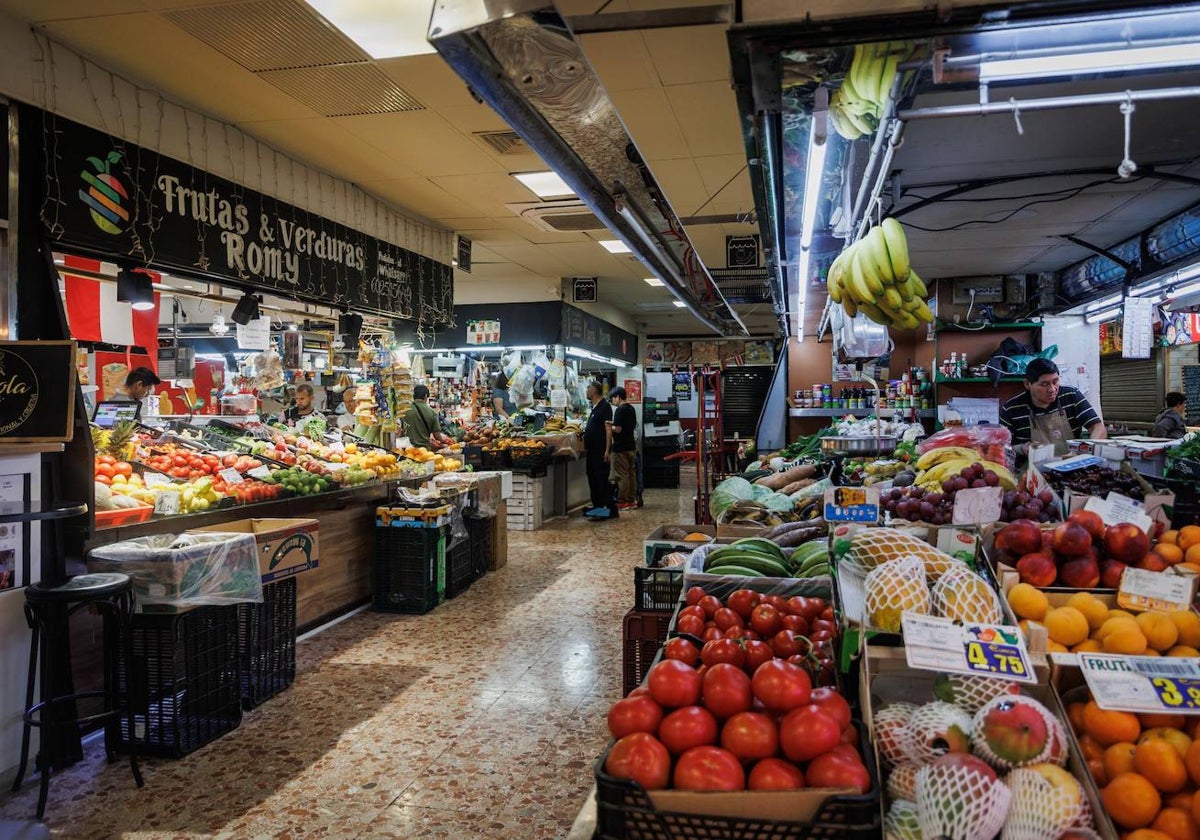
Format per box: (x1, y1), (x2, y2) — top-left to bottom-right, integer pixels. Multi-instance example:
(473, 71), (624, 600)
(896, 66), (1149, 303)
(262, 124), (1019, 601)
(935, 376), (1026, 384)
(788, 408), (937, 418)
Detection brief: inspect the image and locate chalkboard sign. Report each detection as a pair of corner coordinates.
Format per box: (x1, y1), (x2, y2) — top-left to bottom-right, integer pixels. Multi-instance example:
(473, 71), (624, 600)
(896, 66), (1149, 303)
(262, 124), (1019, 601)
(0, 341), (77, 443)
(1184, 366), (1200, 425)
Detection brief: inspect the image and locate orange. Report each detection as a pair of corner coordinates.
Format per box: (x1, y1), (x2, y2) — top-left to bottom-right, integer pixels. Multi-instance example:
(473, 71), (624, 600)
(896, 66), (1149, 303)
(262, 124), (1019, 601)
(1140, 612), (1182, 652)
(1136, 739), (1190, 793)
(1171, 612), (1200, 649)
(1089, 755), (1110, 787)
(1142, 714), (1188, 730)
(1105, 741), (1138, 779)
(1047, 639), (1069, 653)
(1170, 646), (1200, 658)
(1192, 789), (1200, 826)
(1111, 609), (1138, 622)
(1046, 606), (1090, 646)
(1067, 591), (1111, 630)
(1079, 732), (1107, 762)
(1168, 792), (1195, 812)
(1085, 701), (1142, 746)
(1130, 830), (1184, 840)
(1073, 639), (1103, 653)
(1185, 739), (1200, 786)
(1068, 701), (1088, 734)
(1151, 809), (1200, 840)
(1105, 772), (1164, 829)
(1179, 525), (1200, 551)
(1008, 583), (1050, 621)
(1186, 545), (1200, 566)
(1141, 728), (1194, 759)
(1157, 544), (1186, 566)
(1104, 620), (1150, 655)
(1162, 529), (1181, 546)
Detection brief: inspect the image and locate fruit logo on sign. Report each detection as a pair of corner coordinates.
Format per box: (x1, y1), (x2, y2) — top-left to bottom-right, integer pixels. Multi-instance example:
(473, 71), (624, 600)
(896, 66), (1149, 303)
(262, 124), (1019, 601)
(79, 151), (130, 235)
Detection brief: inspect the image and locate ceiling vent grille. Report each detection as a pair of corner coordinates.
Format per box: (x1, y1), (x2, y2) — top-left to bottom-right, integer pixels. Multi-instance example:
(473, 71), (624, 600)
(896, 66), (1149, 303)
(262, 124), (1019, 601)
(475, 130), (527, 155)
(164, 0), (367, 71)
(258, 64), (425, 117)
(505, 201), (604, 232)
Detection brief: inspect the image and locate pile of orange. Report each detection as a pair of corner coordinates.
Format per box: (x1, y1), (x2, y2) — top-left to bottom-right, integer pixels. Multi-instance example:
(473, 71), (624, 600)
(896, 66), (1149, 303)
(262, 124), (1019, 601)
(1069, 694), (1200, 836)
(1156, 525), (1200, 573)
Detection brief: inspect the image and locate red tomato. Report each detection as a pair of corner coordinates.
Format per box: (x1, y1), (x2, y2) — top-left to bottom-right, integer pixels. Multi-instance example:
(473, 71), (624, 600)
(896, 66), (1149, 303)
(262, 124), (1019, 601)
(748, 757), (806, 790)
(727, 589), (761, 620)
(700, 638), (746, 669)
(721, 711), (778, 761)
(663, 637), (700, 666)
(779, 705), (841, 763)
(97, 454), (116, 466)
(685, 586), (705, 606)
(95, 463), (115, 478)
(786, 596), (823, 621)
(679, 605), (706, 622)
(697, 595), (722, 618)
(676, 614), (706, 637)
(222, 454), (237, 467)
(95, 474), (111, 485)
(701, 663), (752, 719)
(751, 660), (812, 713)
(712, 607), (743, 632)
(723, 627), (748, 641)
(647, 660), (702, 708)
(771, 630), (808, 659)
(826, 743), (862, 764)
(739, 629), (760, 641)
(114, 461), (133, 478)
(673, 746), (745, 791)
(781, 614), (809, 634)
(607, 695), (664, 739)
(742, 640), (774, 673)
(806, 751), (871, 793)
(658, 705), (718, 755)
(702, 627), (723, 642)
(809, 629), (833, 643)
(809, 687), (852, 731)
(605, 733), (671, 790)
(811, 618), (837, 637)
(839, 725), (860, 746)
(628, 686), (651, 698)
(173, 455), (188, 467)
(750, 604), (783, 637)
(761, 594), (787, 612)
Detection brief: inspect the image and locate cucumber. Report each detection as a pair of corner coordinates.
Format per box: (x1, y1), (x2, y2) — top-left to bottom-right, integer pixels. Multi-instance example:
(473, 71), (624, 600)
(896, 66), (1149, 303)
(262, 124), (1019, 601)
(702, 565), (761, 577)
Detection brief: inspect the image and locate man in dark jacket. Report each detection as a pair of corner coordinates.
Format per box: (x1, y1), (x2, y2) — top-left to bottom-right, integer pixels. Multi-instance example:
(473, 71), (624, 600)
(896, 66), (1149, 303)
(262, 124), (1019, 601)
(1154, 392), (1189, 439)
(583, 381), (616, 518)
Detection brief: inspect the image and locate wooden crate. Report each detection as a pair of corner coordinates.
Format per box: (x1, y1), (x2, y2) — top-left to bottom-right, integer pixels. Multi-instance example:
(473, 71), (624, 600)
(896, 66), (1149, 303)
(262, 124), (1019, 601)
(507, 507), (543, 531)
(489, 501), (508, 570)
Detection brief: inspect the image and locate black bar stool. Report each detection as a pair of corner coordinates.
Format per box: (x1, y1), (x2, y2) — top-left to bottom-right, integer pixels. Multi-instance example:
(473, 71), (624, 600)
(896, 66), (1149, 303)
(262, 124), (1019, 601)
(11, 572), (144, 819)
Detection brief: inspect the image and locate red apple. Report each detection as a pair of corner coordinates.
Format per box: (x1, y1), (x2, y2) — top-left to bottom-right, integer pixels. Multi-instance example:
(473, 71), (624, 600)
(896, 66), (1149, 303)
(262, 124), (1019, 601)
(1058, 556), (1100, 589)
(1052, 522), (1092, 557)
(1100, 559), (1127, 589)
(1016, 552), (1058, 588)
(1067, 509), (1107, 543)
(1104, 523), (1150, 565)
(996, 519), (1044, 557)
(977, 697), (1050, 765)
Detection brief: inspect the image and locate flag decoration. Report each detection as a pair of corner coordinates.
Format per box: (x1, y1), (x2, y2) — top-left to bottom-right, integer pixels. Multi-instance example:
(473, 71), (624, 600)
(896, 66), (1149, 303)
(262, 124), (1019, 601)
(61, 255), (159, 370)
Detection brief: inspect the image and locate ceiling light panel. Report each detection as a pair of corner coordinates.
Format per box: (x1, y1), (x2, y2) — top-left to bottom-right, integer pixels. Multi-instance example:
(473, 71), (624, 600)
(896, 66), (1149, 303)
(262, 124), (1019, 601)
(599, 240), (632, 254)
(643, 278), (664, 287)
(672, 300), (687, 308)
(304, 0), (437, 59)
(512, 171), (576, 199)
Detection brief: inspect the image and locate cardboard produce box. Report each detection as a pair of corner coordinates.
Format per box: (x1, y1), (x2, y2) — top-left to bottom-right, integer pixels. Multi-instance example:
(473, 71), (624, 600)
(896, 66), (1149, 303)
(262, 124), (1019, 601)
(188, 518), (318, 584)
(643, 524), (715, 566)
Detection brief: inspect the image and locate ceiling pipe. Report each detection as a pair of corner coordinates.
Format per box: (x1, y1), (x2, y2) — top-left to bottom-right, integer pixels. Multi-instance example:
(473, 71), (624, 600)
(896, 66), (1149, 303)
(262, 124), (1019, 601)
(898, 84), (1200, 121)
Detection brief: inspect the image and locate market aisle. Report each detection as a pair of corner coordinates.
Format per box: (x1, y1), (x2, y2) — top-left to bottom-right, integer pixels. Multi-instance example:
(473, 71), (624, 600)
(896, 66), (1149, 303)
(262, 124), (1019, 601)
(0, 478), (695, 839)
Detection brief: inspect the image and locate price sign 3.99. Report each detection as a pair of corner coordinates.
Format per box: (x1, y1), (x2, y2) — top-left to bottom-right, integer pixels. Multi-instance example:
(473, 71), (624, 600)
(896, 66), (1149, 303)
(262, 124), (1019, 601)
(1079, 653), (1200, 714)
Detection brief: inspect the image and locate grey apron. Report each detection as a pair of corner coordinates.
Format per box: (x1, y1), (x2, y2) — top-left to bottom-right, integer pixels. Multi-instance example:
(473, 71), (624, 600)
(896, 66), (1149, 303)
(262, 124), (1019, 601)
(1031, 408), (1074, 457)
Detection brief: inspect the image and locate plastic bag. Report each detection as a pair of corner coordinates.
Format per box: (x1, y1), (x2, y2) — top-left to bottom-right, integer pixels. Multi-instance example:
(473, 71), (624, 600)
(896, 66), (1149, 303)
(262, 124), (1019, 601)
(501, 351), (522, 379)
(917, 425), (1012, 466)
(547, 357), (566, 388)
(88, 533), (262, 610)
(531, 353), (551, 379)
(509, 363), (536, 401)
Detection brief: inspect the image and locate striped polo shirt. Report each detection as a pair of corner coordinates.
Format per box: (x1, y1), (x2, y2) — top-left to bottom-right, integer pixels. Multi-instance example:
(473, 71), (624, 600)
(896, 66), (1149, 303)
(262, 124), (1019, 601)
(999, 386), (1101, 445)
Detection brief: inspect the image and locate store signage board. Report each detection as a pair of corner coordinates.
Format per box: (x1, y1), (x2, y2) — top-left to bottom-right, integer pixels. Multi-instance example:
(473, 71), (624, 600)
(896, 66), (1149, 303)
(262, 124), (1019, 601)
(725, 235), (761, 268)
(154, 490), (181, 515)
(0, 341), (77, 443)
(248, 466), (271, 480)
(41, 110), (453, 325)
(673, 373), (693, 401)
(466, 320), (500, 345)
(624, 380), (642, 404)
(559, 304), (637, 365)
(143, 473), (171, 488)
(1079, 653), (1200, 714)
(456, 236), (471, 273)
(1122, 296), (1153, 359)
(1083, 493), (1153, 534)
(902, 613), (1036, 684)
(951, 486), (1003, 525)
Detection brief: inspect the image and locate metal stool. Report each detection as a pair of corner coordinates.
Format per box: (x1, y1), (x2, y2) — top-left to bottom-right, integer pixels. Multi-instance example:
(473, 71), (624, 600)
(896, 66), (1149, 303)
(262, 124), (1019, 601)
(11, 573), (144, 819)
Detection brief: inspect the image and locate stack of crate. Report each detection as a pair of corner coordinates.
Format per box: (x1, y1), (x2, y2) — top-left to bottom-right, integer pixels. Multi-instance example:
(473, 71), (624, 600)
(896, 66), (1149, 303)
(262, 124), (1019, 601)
(507, 474), (544, 531)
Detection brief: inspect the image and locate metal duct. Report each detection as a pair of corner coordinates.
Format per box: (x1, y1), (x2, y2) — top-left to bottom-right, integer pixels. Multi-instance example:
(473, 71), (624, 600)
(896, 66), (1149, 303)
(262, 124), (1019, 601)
(429, 1), (747, 337)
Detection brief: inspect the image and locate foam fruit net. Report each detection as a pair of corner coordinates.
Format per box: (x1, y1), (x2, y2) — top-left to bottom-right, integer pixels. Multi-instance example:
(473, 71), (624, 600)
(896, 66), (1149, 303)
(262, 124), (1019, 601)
(971, 695), (1065, 770)
(917, 761), (1012, 840)
(885, 798), (922, 840)
(886, 762), (919, 802)
(875, 703), (918, 766)
(931, 565), (1002, 624)
(902, 702), (974, 765)
(936, 674), (1019, 715)
(864, 556), (930, 632)
(1001, 767), (1092, 840)
(848, 527), (966, 579)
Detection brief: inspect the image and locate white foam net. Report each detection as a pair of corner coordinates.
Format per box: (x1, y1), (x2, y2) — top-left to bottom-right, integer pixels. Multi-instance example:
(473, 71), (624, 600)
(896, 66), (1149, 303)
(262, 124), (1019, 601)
(903, 702), (974, 765)
(875, 703), (918, 767)
(931, 565), (1002, 624)
(864, 556), (931, 632)
(848, 527), (966, 579)
(935, 673), (1021, 715)
(970, 695), (1062, 770)
(1000, 767), (1091, 840)
(885, 798), (922, 840)
(917, 761), (1012, 840)
(887, 762), (919, 802)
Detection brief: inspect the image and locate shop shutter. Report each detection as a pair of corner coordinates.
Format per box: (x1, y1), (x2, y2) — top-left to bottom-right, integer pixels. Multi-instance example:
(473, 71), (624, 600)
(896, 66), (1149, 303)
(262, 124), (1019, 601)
(1099, 353), (1162, 423)
(721, 367), (773, 439)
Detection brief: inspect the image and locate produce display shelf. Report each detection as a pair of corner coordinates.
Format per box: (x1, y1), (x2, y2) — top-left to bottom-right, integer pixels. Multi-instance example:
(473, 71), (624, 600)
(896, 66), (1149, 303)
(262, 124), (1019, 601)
(934, 376), (1026, 383)
(788, 408), (936, 418)
(934, 320), (1042, 332)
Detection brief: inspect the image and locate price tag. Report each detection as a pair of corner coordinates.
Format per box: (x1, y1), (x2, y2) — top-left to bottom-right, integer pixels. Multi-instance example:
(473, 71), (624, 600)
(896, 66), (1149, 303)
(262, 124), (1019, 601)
(1085, 493), (1153, 534)
(219, 468), (244, 485)
(143, 472), (171, 488)
(902, 613), (1036, 684)
(153, 490), (181, 515)
(952, 486), (1003, 525)
(823, 486), (880, 523)
(1079, 653), (1200, 714)
(550, 389), (568, 409)
(1118, 567), (1196, 612)
(1029, 444), (1057, 465)
(248, 466), (272, 480)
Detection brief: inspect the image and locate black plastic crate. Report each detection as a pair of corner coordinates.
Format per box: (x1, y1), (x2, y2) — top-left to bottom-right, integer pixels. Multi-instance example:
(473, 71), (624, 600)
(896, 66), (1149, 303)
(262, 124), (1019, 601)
(480, 449), (511, 469)
(444, 537), (475, 599)
(372, 525), (445, 614)
(633, 566), (683, 612)
(238, 576), (297, 710)
(119, 605), (242, 758)
(462, 445), (484, 468)
(1149, 475), (1199, 529)
(621, 609), (673, 696)
(466, 516), (491, 580)
(594, 721), (880, 840)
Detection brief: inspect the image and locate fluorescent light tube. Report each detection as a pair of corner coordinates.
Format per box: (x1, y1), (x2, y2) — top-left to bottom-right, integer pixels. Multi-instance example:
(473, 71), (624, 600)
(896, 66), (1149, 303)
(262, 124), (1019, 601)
(799, 135), (829, 250)
(1085, 307), (1121, 324)
(980, 42), (1200, 82)
(793, 250), (810, 340)
(598, 239), (632, 254)
(304, 0), (436, 59)
(672, 300), (687, 308)
(512, 171), (575, 199)
(643, 278), (664, 287)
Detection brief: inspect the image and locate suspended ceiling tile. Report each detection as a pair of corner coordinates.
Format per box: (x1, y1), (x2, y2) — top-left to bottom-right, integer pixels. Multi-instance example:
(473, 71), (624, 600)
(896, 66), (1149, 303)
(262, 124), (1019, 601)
(693, 154), (754, 215)
(643, 158), (709, 218)
(360, 177), (481, 222)
(493, 216), (594, 245)
(609, 87), (689, 161)
(376, 54), (482, 114)
(485, 243), (571, 275)
(257, 63), (423, 117)
(578, 31), (660, 93)
(237, 118), (420, 183)
(333, 111), (504, 176)
(431, 173), (543, 209)
(641, 24), (729, 87)
(433, 104), (516, 137)
(665, 81), (744, 158)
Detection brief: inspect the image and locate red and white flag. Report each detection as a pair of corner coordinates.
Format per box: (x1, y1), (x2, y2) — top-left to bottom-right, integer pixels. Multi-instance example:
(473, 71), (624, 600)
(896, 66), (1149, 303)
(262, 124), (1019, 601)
(61, 255), (159, 364)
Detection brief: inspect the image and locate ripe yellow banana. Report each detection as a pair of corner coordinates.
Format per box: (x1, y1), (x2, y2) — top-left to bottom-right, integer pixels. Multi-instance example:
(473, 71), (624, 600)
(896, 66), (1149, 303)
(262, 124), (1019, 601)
(857, 301), (889, 326)
(828, 100), (863, 141)
(913, 299), (933, 324)
(881, 287), (904, 313)
(843, 249), (875, 304)
(916, 446), (982, 471)
(843, 297), (859, 318)
(864, 226), (896, 285)
(827, 255), (845, 305)
(880, 217), (910, 282)
(892, 311), (920, 330)
(908, 270), (928, 299)
(852, 244), (885, 297)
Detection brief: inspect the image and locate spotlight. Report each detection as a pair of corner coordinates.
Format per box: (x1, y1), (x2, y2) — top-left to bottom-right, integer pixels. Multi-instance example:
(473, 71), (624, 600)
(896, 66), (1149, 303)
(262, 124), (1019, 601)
(117, 267), (155, 311)
(340, 312), (363, 347)
(230, 292), (260, 325)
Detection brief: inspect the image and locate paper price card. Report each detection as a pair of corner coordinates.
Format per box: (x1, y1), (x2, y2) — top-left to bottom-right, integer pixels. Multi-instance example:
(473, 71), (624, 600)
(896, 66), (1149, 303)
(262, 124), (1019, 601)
(902, 613), (1036, 684)
(248, 466), (272, 480)
(1117, 567), (1195, 613)
(153, 490), (180, 515)
(143, 472), (171, 488)
(218, 468), (245, 485)
(1079, 653), (1200, 714)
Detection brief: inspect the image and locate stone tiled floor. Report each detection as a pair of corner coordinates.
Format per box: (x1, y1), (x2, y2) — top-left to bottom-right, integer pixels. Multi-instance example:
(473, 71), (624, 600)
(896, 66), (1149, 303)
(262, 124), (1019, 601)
(0, 480), (695, 838)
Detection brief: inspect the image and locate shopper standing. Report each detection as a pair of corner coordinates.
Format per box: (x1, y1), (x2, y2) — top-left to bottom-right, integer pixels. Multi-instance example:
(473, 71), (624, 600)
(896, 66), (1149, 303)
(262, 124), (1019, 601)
(282, 383), (317, 425)
(607, 387), (638, 510)
(1154, 392), (1189, 439)
(404, 384), (452, 449)
(583, 381), (616, 517)
(492, 371), (517, 420)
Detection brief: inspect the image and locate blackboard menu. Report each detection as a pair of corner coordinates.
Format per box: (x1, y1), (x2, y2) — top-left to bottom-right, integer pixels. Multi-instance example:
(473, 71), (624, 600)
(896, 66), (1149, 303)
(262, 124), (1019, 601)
(0, 341), (77, 443)
(1184, 366), (1200, 425)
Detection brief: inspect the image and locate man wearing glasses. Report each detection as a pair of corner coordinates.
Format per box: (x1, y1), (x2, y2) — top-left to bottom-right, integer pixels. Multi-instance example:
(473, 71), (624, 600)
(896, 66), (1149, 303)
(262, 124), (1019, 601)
(1000, 358), (1106, 458)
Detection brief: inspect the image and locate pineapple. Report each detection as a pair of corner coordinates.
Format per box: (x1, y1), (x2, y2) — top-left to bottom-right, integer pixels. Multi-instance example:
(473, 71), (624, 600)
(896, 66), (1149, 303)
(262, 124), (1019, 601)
(90, 425), (111, 454)
(105, 420), (138, 461)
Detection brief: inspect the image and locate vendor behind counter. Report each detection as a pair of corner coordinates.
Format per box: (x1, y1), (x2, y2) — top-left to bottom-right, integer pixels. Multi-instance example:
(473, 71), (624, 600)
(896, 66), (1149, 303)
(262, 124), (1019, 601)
(999, 358), (1106, 457)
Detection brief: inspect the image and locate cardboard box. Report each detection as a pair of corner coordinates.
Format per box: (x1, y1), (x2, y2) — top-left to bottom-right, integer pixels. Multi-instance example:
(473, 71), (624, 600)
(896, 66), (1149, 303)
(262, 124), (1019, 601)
(715, 523), (769, 540)
(188, 518), (319, 584)
(644, 524), (715, 566)
(489, 500), (508, 570)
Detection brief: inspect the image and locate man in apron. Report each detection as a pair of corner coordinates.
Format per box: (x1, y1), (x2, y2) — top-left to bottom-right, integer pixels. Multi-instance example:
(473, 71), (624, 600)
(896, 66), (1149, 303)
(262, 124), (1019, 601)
(1000, 359), (1106, 458)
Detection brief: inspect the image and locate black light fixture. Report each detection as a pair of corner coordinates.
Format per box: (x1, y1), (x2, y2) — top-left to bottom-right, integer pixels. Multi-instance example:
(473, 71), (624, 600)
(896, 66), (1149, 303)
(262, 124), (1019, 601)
(340, 312), (363, 347)
(230, 291), (260, 325)
(116, 267), (155, 311)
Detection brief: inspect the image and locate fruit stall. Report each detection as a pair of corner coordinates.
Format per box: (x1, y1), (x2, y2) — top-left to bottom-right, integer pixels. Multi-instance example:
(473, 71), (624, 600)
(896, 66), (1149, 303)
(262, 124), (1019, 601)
(573, 408), (1200, 839)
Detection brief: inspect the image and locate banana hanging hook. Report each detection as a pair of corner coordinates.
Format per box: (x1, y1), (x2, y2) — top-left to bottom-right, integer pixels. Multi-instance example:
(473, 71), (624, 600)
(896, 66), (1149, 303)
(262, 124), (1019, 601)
(1118, 92), (1138, 179)
(1010, 98), (1024, 135)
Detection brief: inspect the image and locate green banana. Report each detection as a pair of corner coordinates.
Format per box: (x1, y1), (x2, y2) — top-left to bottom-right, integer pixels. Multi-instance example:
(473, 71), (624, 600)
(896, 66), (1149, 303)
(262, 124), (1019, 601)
(797, 549), (831, 573)
(702, 565), (760, 577)
(800, 562), (831, 579)
(789, 541), (829, 567)
(731, 538), (786, 562)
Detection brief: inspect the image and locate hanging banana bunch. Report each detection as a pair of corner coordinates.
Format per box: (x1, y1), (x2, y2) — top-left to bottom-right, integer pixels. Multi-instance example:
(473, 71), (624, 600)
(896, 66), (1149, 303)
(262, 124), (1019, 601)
(829, 41), (909, 141)
(827, 218), (933, 329)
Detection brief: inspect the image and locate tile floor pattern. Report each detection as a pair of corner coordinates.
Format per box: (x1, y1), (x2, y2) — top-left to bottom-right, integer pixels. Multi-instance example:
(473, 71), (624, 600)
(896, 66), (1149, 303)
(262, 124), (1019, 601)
(0, 480), (696, 839)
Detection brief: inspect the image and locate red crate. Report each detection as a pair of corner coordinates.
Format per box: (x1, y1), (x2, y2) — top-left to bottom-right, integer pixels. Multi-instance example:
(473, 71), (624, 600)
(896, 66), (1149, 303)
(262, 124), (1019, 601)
(621, 608), (673, 696)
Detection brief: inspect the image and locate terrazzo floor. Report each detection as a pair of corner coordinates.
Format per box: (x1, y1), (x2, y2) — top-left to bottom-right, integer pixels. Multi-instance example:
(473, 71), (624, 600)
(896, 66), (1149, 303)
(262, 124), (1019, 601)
(0, 480), (695, 839)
